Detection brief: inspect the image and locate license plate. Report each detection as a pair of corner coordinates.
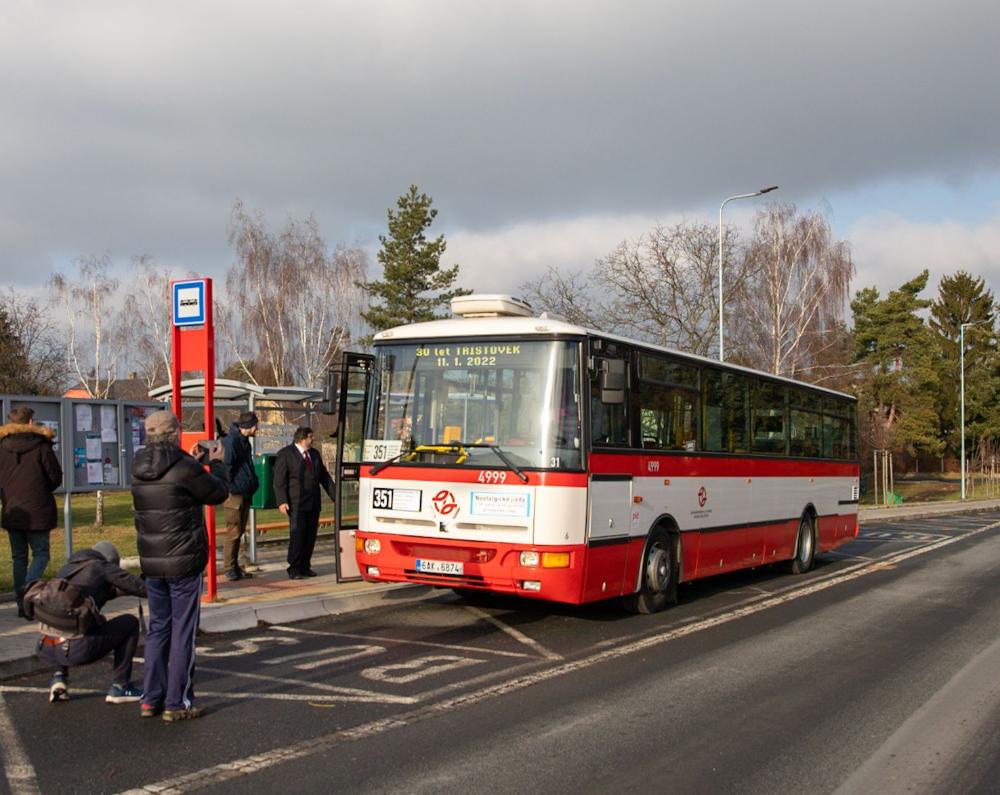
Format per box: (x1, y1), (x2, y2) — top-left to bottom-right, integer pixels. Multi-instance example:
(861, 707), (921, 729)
(415, 559), (464, 576)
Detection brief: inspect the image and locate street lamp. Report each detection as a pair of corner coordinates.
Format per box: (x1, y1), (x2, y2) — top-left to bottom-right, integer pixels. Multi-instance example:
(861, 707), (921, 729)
(959, 321), (988, 500)
(718, 186), (778, 361)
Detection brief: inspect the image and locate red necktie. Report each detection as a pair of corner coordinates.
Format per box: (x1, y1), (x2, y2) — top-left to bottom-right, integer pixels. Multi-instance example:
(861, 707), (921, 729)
(303, 451), (313, 473)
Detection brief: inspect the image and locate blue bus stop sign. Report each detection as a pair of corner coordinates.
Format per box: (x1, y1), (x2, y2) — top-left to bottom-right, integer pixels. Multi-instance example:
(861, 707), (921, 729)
(172, 279), (207, 326)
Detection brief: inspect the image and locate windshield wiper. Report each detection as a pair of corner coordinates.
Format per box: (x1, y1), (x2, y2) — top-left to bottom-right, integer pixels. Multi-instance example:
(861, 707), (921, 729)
(453, 442), (529, 483)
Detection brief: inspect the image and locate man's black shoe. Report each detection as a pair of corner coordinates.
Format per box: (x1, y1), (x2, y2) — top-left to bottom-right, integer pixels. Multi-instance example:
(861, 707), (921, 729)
(238, 568), (254, 580)
(304, 569), (319, 577)
(288, 572), (306, 580)
(224, 569), (242, 582)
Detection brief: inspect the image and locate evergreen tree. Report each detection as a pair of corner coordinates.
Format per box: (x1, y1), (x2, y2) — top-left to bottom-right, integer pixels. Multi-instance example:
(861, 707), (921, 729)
(851, 270), (942, 458)
(928, 271), (999, 456)
(361, 185), (470, 333)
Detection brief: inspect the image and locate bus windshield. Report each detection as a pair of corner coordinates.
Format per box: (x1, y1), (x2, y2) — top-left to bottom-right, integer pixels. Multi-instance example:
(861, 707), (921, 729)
(367, 339), (583, 471)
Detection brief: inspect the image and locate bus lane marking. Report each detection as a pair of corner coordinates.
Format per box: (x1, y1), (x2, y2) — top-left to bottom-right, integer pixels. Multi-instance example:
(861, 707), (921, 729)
(197, 636), (300, 657)
(196, 665), (417, 704)
(463, 605), (563, 661)
(118, 519), (1000, 795)
(361, 655), (486, 684)
(0, 685), (411, 706)
(293, 646), (385, 672)
(269, 624), (538, 659)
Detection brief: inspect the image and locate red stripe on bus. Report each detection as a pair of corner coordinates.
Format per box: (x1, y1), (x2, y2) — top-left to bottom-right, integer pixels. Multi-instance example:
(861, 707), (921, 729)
(589, 453), (859, 478)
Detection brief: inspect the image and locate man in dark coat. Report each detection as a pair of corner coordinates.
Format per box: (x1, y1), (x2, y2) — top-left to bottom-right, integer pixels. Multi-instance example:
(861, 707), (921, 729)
(132, 411), (228, 721)
(32, 541), (147, 704)
(221, 411), (259, 581)
(0, 406), (63, 617)
(274, 427), (335, 579)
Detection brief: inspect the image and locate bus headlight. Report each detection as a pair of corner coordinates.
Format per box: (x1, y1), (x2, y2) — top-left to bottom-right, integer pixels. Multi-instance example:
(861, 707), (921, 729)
(542, 552), (570, 568)
(364, 539), (381, 554)
(519, 551), (540, 567)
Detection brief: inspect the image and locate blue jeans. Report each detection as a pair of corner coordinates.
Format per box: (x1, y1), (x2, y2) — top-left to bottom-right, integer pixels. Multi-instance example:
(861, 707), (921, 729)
(143, 573), (202, 711)
(6, 530), (50, 601)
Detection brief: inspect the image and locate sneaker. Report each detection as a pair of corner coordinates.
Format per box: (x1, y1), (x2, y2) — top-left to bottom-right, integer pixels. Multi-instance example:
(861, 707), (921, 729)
(140, 703), (163, 718)
(224, 569), (242, 581)
(239, 568), (253, 579)
(162, 706), (205, 722)
(106, 683), (143, 704)
(48, 674), (69, 703)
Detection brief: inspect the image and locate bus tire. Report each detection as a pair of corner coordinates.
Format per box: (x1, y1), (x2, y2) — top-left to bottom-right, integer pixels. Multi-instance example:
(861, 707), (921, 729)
(785, 515), (815, 574)
(623, 530), (677, 614)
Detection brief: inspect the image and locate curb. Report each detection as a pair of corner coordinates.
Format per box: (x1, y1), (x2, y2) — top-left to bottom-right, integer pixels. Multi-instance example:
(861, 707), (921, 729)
(859, 499), (1000, 524)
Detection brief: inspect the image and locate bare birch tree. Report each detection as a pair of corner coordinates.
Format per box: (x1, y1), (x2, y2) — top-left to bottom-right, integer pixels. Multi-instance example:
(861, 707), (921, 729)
(224, 201), (369, 387)
(522, 220), (746, 357)
(50, 254), (128, 526)
(732, 204), (853, 378)
(121, 255), (189, 390)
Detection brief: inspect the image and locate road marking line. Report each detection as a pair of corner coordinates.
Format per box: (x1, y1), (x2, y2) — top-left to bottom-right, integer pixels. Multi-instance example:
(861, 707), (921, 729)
(0, 686), (409, 705)
(117, 519), (1000, 795)
(197, 665), (416, 704)
(268, 626), (535, 660)
(294, 646), (385, 671)
(0, 691), (40, 795)
(463, 605), (563, 661)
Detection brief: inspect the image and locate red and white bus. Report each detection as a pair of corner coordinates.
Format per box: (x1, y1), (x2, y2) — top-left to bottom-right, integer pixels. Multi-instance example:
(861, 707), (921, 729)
(355, 294), (859, 612)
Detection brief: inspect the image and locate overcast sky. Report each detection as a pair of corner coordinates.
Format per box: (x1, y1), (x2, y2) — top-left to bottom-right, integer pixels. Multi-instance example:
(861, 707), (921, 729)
(3, 0), (999, 303)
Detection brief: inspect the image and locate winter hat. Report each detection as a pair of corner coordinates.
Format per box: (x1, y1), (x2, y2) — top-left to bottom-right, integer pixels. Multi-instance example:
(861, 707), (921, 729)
(145, 411), (180, 436)
(237, 411), (259, 429)
(93, 541), (121, 567)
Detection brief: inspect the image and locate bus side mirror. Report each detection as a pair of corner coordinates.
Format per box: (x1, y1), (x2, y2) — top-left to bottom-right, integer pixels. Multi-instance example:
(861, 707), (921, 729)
(319, 370), (341, 415)
(601, 359), (625, 404)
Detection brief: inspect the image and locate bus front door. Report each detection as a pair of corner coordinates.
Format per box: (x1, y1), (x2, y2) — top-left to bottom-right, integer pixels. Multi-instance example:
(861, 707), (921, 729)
(327, 352), (375, 582)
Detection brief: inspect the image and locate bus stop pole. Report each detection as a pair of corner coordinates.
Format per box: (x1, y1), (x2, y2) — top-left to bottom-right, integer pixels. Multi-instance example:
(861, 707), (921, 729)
(247, 393), (257, 566)
(64, 491), (73, 560)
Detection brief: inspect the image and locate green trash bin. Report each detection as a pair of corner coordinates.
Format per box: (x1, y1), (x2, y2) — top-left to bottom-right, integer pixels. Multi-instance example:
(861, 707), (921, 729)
(250, 453), (278, 509)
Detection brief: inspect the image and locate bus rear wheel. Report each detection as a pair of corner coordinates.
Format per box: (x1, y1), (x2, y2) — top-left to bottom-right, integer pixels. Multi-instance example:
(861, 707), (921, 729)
(623, 531), (677, 614)
(785, 515), (815, 574)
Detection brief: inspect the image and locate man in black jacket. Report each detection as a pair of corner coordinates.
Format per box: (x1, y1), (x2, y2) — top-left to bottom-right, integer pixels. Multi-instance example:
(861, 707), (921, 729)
(274, 427), (335, 579)
(0, 406), (63, 617)
(132, 411), (229, 722)
(221, 411), (259, 581)
(33, 541), (147, 704)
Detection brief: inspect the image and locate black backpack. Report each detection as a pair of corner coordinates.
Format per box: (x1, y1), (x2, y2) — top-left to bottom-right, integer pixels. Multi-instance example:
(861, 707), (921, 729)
(22, 562), (105, 636)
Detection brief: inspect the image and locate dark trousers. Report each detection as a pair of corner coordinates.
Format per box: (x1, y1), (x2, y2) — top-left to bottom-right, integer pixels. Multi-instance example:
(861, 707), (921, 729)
(7, 529), (50, 604)
(35, 614), (140, 685)
(143, 574), (202, 711)
(223, 494), (251, 572)
(287, 508), (320, 575)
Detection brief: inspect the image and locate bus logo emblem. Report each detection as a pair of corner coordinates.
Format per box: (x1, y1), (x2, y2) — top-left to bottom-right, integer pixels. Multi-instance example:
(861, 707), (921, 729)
(697, 487), (708, 508)
(433, 489), (458, 517)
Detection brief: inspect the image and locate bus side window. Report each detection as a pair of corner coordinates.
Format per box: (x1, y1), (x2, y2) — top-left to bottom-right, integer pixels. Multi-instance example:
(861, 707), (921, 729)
(590, 360), (629, 447)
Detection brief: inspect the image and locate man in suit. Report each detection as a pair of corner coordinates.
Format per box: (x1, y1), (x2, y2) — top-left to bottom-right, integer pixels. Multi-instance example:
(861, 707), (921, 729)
(273, 427), (335, 579)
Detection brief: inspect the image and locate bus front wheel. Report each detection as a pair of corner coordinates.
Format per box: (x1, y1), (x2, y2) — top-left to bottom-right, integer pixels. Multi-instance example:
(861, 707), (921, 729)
(785, 515), (815, 574)
(623, 530), (677, 614)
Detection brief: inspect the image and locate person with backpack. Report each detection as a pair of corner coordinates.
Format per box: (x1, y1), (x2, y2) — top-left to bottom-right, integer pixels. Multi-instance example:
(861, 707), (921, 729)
(132, 410), (229, 722)
(26, 541), (147, 704)
(0, 406), (63, 618)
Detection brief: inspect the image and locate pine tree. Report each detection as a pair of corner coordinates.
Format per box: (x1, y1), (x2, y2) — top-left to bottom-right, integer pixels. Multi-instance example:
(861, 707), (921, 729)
(851, 270), (942, 458)
(928, 271), (999, 457)
(361, 185), (470, 333)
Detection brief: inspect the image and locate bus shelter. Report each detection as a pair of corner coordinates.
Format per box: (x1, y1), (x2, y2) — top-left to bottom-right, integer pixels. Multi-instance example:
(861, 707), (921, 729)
(148, 377), (366, 581)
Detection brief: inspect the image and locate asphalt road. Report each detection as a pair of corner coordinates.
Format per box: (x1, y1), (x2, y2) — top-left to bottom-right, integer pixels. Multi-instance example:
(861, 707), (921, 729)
(3, 512), (1000, 794)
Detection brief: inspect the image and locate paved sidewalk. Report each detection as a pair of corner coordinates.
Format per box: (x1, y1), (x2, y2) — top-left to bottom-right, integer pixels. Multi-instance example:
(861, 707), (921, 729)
(4, 497), (1000, 680)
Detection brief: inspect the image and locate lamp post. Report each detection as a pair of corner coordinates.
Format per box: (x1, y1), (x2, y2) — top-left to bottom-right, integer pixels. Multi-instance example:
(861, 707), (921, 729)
(718, 186), (778, 361)
(959, 321), (983, 500)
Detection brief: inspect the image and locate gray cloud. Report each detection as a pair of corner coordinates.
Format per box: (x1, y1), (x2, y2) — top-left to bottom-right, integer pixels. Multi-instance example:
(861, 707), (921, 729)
(2, 0), (999, 286)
